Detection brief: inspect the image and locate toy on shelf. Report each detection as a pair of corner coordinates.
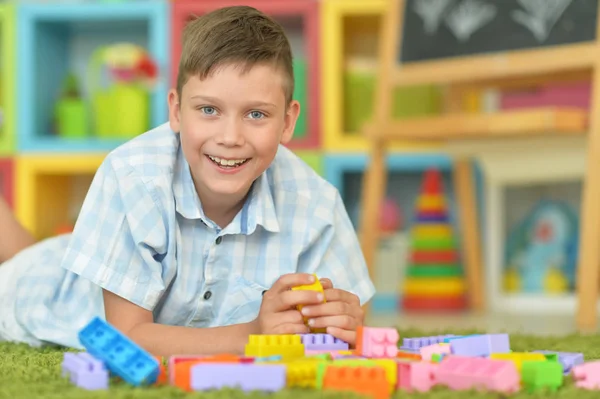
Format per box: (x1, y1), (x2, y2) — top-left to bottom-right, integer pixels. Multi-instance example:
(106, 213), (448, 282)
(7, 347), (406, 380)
(88, 43), (158, 139)
(66, 306), (594, 395)
(401, 168), (467, 312)
(55, 73), (88, 139)
(504, 200), (578, 294)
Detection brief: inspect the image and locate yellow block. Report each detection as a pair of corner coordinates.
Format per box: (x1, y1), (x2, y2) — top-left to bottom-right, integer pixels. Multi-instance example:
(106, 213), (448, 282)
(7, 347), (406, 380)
(411, 224), (453, 240)
(490, 353), (547, 372)
(245, 335), (305, 361)
(403, 277), (465, 296)
(416, 195), (446, 210)
(292, 274), (326, 333)
(287, 360), (324, 388)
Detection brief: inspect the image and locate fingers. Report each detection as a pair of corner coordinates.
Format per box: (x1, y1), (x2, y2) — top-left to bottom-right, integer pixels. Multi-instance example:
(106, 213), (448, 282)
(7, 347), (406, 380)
(266, 309), (310, 335)
(269, 273), (317, 294)
(323, 288), (360, 306)
(320, 278), (333, 290)
(326, 326), (357, 347)
(263, 286), (324, 313)
(300, 300), (354, 319)
(306, 314), (359, 331)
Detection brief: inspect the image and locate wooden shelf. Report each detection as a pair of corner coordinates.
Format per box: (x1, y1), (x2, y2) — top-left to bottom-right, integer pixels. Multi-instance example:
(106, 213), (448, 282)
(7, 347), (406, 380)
(366, 108), (588, 142)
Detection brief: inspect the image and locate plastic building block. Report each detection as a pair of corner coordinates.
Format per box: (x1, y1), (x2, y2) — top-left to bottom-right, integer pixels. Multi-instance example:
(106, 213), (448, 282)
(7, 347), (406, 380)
(397, 360), (438, 392)
(533, 350), (584, 374)
(401, 335), (456, 351)
(521, 360), (563, 393)
(255, 355), (282, 363)
(355, 326), (399, 358)
(154, 356), (168, 386)
(287, 359), (323, 388)
(77, 317), (159, 386)
(190, 363), (286, 392)
(300, 333), (349, 351)
(434, 356), (520, 393)
(410, 250), (459, 264)
(490, 352), (547, 372)
(292, 274), (327, 333)
(322, 365), (390, 399)
(402, 296), (467, 311)
(397, 351), (422, 361)
(316, 360), (377, 389)
(61, 352), (109, 390)
(572, 361), (600, 390)
(420, 343), (451, 361)
(450, 334), (510, 357)
(245, 335), (305, 361)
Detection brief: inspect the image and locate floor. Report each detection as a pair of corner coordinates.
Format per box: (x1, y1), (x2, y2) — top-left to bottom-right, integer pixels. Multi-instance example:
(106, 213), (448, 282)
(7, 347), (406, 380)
(366, 311), (589, 337)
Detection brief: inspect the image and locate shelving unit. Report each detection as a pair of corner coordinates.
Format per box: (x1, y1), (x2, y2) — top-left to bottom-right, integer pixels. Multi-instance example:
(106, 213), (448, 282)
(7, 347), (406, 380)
(0, 4), (15, 155)
(0, 157), (13, 208)
(17, 2), (169, 153)
(171, 0), (320, 149)
(320, 0), (442, 153)
(295, 151), (323, 176)
(15, 154), (106, 239)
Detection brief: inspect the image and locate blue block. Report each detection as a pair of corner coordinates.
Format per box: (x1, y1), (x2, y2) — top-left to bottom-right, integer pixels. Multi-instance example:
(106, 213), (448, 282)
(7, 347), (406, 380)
(78, 317), (159, 386)
(415, 214), (449, 223)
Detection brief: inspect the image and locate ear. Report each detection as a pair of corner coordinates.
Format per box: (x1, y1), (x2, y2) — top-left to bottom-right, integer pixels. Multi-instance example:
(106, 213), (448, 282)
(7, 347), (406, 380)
(168, 88), (181, 133)
(280, 100), (300, 144)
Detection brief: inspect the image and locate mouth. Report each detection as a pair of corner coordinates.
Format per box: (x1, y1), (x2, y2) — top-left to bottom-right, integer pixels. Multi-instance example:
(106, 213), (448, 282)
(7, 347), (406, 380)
(206, 154), (251, 169)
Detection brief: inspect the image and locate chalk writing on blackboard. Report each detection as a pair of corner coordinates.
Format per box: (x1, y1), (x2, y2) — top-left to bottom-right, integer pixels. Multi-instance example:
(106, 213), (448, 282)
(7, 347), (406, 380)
(512, 0), (574, 42)
(444, 0), (497, 42)
(412, 0), (455, 34)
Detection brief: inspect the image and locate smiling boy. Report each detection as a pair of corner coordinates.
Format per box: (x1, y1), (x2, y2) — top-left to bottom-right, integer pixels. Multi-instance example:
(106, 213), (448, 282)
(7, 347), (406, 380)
(0, 6), (375, 356)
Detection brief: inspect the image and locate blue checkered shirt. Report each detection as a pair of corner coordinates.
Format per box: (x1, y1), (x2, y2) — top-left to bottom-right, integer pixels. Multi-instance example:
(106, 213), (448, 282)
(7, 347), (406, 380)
(0, 123), (375, 348)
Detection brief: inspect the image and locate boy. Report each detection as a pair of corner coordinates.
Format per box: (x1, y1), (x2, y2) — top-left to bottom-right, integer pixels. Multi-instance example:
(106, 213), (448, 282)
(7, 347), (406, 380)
(0, 6), (375, 357)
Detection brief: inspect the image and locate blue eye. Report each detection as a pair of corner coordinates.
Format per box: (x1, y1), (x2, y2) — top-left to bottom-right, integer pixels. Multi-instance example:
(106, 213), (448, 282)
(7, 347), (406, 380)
(200, 106), (216, 115)
(249, 111), (265, 119)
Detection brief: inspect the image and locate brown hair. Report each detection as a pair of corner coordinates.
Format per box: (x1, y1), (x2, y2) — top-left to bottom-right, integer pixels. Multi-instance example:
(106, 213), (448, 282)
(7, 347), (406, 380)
(176, 6), (294, 106)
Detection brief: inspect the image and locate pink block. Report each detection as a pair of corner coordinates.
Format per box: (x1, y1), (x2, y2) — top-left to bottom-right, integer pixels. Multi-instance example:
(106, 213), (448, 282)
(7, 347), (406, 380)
(434, 356), (520, 393)
(397, 360), (437, 392)
(420, 343), (451, 361)
(500, 83), (591, 111)
(573, 361), (600, 390)
(358, 327), (399, 358)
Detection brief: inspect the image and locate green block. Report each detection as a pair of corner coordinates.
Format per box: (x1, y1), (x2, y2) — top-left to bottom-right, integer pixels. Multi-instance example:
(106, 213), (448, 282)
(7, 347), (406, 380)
(411, 237), (458, 250)
(521, 360), (563, 393)
(292, 59), (307, 139)
(406, 266), (463, 278)
(343, 69), (441, 134)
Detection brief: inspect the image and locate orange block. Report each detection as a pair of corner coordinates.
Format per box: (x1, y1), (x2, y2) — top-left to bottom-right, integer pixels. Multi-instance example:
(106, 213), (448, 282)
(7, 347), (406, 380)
(323, 366), (390, 399)
(153, 356), (168, 386)
(170, 354), (244, 391)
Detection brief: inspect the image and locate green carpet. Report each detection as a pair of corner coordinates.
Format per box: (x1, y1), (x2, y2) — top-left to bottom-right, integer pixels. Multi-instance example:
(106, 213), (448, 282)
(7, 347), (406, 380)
(2, 328), (600, 399)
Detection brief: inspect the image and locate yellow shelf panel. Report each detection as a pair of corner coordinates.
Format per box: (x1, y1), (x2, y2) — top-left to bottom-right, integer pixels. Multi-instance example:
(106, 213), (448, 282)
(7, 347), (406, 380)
(15, 154), (107, 238)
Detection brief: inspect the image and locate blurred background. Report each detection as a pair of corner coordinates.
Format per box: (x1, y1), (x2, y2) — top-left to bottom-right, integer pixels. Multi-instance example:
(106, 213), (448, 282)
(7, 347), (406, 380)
(0, 0), (594, 334)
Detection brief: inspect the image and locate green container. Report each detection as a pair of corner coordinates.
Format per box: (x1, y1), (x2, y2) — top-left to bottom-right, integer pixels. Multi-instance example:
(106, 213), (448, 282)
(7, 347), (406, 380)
(343, 69), (442, 134)
(93, 83), (149, 139)
(56, 98), (88, 139)
(292, 58), (307, 139)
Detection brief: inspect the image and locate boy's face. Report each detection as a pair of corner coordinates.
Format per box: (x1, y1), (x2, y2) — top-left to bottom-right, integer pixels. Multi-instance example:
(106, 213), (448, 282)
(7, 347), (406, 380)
(168, 63), (299, 206)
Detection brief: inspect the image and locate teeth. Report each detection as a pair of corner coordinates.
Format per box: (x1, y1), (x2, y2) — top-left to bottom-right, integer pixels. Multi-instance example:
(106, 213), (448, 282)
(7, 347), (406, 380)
(208, 155), (248, 167)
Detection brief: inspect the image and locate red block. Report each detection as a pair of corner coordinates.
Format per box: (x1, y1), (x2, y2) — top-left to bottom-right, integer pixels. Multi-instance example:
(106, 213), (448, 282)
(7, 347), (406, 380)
(410, 250), (458, 264)
(0, 158), (14, 209)
(171, 0), (321, 150)
(402, 295), (467, 311)
(421, 168), (442, 195)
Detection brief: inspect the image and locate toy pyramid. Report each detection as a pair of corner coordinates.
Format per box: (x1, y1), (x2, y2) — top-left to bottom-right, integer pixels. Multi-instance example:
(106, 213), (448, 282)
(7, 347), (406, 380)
(401, 168), (467, 311)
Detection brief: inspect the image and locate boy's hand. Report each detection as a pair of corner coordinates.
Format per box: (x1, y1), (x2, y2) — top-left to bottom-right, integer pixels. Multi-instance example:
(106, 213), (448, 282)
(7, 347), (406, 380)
(256, 273), (324, 335)
(299, 281), (364, 346)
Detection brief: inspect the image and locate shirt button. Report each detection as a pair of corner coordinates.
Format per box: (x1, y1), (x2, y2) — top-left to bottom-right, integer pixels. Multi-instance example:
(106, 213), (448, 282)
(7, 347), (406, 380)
(215, 236), (222, 245)
(203, 291), (212, 300)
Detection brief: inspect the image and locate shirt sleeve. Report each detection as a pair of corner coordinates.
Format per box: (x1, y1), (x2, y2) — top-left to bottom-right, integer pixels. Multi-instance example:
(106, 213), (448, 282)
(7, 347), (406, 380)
(297, 190), (376, 305)
(60, 155), (169, 311)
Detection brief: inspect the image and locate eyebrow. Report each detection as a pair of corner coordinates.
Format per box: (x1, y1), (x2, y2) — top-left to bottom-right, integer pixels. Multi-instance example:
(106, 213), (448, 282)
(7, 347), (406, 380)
(190, 95), (277, 109)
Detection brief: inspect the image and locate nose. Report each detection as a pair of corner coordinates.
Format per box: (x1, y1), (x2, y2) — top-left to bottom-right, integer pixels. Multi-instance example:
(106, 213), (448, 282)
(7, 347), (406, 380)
(216, 117), (245, 147)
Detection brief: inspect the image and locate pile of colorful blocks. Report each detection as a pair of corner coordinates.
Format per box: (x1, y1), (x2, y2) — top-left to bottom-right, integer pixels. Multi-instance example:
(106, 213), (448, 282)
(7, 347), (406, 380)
(62, 316), (600, 397)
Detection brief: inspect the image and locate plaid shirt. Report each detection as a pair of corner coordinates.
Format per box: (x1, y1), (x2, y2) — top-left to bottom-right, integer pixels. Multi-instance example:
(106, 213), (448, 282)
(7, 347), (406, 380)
(0, 124), (375, 348)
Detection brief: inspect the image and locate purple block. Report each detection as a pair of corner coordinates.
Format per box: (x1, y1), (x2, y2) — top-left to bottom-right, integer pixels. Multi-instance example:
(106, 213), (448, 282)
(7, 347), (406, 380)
(190, 363), (286, 392)
(401, 335), (456, 350)
(300, 334), (349, 351)
(533, 350), (584, 374)
(61, 352), (109, 390)
(450, 334), (510, 357)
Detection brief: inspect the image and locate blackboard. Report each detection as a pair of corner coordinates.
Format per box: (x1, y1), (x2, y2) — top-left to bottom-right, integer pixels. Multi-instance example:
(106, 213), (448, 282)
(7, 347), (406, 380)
(399, 0), (598, 63)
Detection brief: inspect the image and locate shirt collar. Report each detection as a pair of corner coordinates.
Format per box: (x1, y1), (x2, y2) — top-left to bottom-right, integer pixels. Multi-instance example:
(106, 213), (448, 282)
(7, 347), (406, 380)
(173, 138), (280, 234)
